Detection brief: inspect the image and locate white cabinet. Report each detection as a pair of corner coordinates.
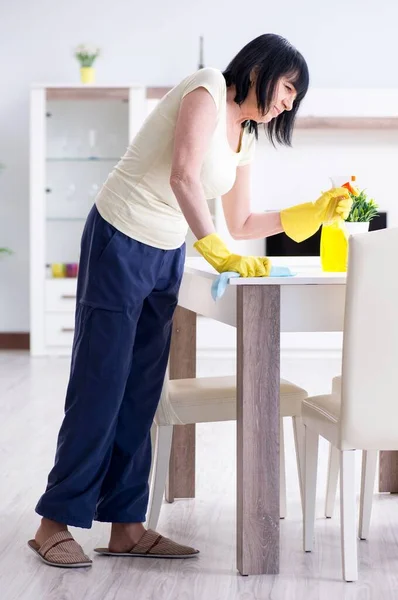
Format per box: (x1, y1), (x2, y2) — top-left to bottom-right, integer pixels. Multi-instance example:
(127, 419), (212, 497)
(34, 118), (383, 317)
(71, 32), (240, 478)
(30, 85), (146, 356)
(29, 85), (222, 356)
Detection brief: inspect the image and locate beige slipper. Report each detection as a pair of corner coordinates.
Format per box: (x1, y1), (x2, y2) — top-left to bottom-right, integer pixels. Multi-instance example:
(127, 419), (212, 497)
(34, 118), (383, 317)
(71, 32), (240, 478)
(27, 530), (92, 568)
(94, 528), (199, 559)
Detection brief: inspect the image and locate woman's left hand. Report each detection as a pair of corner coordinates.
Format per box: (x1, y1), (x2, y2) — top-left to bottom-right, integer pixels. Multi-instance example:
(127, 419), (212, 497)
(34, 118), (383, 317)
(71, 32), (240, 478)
(280, 188), (353, 243)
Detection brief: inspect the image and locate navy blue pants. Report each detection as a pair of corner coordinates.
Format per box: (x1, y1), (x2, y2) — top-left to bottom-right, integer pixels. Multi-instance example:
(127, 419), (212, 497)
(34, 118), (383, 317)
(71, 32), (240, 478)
(36, 205), (185, 528)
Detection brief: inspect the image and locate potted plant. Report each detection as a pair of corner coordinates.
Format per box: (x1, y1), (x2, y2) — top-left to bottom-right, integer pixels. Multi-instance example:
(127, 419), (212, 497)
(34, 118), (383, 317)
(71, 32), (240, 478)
(345, 189), (379, 235)
(74, 44), (100, 84)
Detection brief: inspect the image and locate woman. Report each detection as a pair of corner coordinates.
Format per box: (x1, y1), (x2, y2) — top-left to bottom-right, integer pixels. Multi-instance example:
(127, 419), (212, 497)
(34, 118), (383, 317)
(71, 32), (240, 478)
(29, 33), (351, 567)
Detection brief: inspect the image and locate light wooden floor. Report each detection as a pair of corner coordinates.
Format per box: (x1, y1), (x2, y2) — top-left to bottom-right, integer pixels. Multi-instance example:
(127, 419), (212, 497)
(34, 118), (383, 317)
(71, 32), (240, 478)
(2, 350), (398, 599)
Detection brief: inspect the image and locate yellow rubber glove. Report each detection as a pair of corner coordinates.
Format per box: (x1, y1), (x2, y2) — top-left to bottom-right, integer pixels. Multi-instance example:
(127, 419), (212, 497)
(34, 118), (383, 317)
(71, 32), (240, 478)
(280, 188), (353, 243)
(193, 233), (271, 277)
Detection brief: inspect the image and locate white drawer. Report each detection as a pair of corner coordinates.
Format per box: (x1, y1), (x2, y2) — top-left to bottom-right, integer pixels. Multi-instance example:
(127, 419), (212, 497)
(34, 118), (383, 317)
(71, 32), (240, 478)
(45, 313), (75, 346)
(45, 279), (78, 312)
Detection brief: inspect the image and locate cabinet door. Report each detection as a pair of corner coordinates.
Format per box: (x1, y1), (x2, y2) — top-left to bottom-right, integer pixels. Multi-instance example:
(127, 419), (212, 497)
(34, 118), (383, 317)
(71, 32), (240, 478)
(45, 88), (131, 269)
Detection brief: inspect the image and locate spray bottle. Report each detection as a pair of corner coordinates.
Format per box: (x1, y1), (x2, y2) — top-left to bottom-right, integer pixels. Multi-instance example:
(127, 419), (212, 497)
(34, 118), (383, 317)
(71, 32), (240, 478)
(320, 176), (359, 272)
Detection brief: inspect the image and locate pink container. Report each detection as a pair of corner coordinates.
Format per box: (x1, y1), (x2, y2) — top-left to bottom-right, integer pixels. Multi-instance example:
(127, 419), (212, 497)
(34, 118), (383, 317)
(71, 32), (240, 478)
(66, 263), (79, 278)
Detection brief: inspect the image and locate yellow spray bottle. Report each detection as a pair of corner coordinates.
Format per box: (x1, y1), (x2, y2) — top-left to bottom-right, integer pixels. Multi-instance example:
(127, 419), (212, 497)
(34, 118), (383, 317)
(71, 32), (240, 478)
(320, 176), (359, 272)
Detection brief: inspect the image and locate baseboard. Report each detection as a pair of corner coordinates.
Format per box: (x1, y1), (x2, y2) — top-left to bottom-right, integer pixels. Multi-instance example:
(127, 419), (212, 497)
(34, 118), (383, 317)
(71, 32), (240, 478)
(0, 333), (30, 350)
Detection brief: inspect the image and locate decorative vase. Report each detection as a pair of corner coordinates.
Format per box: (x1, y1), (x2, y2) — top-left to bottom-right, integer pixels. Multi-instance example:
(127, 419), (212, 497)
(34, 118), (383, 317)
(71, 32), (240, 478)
(344, 222), (370, 236)
(80, 66), (95, 84)
(320, 221), (370, 272)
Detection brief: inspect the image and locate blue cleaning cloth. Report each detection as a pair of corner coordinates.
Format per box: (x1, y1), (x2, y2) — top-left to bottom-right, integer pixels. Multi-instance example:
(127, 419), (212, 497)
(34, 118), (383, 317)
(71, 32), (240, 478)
(211, 266), (297, 301)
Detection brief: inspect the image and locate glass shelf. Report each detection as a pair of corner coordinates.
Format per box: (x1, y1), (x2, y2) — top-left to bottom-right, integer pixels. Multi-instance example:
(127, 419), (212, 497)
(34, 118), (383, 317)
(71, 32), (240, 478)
(46, 157), (119, 162)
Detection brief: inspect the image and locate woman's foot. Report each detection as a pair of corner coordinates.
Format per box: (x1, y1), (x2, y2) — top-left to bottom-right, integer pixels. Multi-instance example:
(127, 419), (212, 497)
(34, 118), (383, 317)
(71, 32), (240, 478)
(93, 523), (199, 558)
(108, 522), (147, 553)
(35, 518), (68, 547)
(29, 519), (92, 568)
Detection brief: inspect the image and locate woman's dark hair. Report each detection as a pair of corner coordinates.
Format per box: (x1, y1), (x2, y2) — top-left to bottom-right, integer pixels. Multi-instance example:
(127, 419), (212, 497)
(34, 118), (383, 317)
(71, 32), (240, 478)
(223, 33), (309, 146)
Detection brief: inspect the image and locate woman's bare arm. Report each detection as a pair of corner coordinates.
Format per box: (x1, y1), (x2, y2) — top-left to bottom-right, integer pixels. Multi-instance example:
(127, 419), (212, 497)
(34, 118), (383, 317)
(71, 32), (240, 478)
(170, 87), (217, 240)
(222, 164), (283, 240)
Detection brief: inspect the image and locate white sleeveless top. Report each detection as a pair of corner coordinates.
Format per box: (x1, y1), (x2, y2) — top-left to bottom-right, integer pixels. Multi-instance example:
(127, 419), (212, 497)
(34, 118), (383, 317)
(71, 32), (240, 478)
(96, 67), (256, 249)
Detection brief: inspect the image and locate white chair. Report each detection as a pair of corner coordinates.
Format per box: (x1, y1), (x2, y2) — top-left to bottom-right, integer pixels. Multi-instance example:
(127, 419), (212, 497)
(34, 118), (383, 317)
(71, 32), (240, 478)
(302, 227), (398, 582)
(324, 376), (377, 522)
(146, 375), (308, 530)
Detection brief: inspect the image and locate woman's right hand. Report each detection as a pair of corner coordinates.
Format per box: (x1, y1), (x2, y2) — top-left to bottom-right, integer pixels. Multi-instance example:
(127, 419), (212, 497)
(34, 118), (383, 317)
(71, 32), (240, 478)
(280, 188), (353, 243)
(194, 233), (271, 277)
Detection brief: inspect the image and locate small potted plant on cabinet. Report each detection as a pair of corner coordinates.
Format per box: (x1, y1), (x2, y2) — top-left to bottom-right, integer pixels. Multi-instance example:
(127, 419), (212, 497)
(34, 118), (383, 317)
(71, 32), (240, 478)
(75, 44), (101, 84)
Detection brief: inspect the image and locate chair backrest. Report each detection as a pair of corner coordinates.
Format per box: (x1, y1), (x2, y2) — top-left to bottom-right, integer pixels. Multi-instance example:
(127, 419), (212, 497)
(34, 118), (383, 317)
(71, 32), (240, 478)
(340, 227), (398, 450)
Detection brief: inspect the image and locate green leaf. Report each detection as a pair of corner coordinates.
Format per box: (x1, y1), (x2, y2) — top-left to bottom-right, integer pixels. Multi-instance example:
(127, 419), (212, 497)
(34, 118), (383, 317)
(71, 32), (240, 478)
(346, 189), (379, 222)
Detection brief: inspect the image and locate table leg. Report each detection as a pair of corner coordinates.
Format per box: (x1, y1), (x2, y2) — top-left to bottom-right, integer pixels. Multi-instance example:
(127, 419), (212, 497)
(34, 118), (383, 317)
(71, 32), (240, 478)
(165, 306), (196, 502)
(236, 285), (280, 575)
(379, 452), (398, 492)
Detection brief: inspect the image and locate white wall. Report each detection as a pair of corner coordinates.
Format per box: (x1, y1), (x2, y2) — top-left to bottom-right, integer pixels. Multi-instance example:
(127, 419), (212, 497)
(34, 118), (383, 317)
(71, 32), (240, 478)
(1, 0), (398, 331)
(247, 129), (398, 255)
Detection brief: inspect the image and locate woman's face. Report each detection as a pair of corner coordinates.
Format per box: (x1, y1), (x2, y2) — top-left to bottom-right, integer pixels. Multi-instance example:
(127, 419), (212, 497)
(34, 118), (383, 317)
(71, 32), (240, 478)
(243, 75), (297, 124)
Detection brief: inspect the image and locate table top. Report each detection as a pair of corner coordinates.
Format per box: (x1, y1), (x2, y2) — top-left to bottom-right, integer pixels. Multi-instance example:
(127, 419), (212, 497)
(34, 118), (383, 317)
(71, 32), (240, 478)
(184, 257), (347, 286)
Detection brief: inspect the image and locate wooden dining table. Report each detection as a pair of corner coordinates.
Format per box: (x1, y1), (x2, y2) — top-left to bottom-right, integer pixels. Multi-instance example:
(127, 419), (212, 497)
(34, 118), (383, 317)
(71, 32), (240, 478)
(165, 257), (398, 576)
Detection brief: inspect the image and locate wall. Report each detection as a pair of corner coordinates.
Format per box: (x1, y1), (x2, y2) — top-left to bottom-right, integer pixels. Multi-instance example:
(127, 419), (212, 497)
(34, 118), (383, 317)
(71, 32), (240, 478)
(1, 0), (398, 331)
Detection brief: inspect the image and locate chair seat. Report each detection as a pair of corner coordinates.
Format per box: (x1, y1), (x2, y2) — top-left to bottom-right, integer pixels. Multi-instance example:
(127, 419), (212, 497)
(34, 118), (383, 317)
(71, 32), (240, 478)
(165, 376), (308, 425)
(280, 379), (308, 417)
(302, 393), (342, 448)
(168, 376), (236, 424)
